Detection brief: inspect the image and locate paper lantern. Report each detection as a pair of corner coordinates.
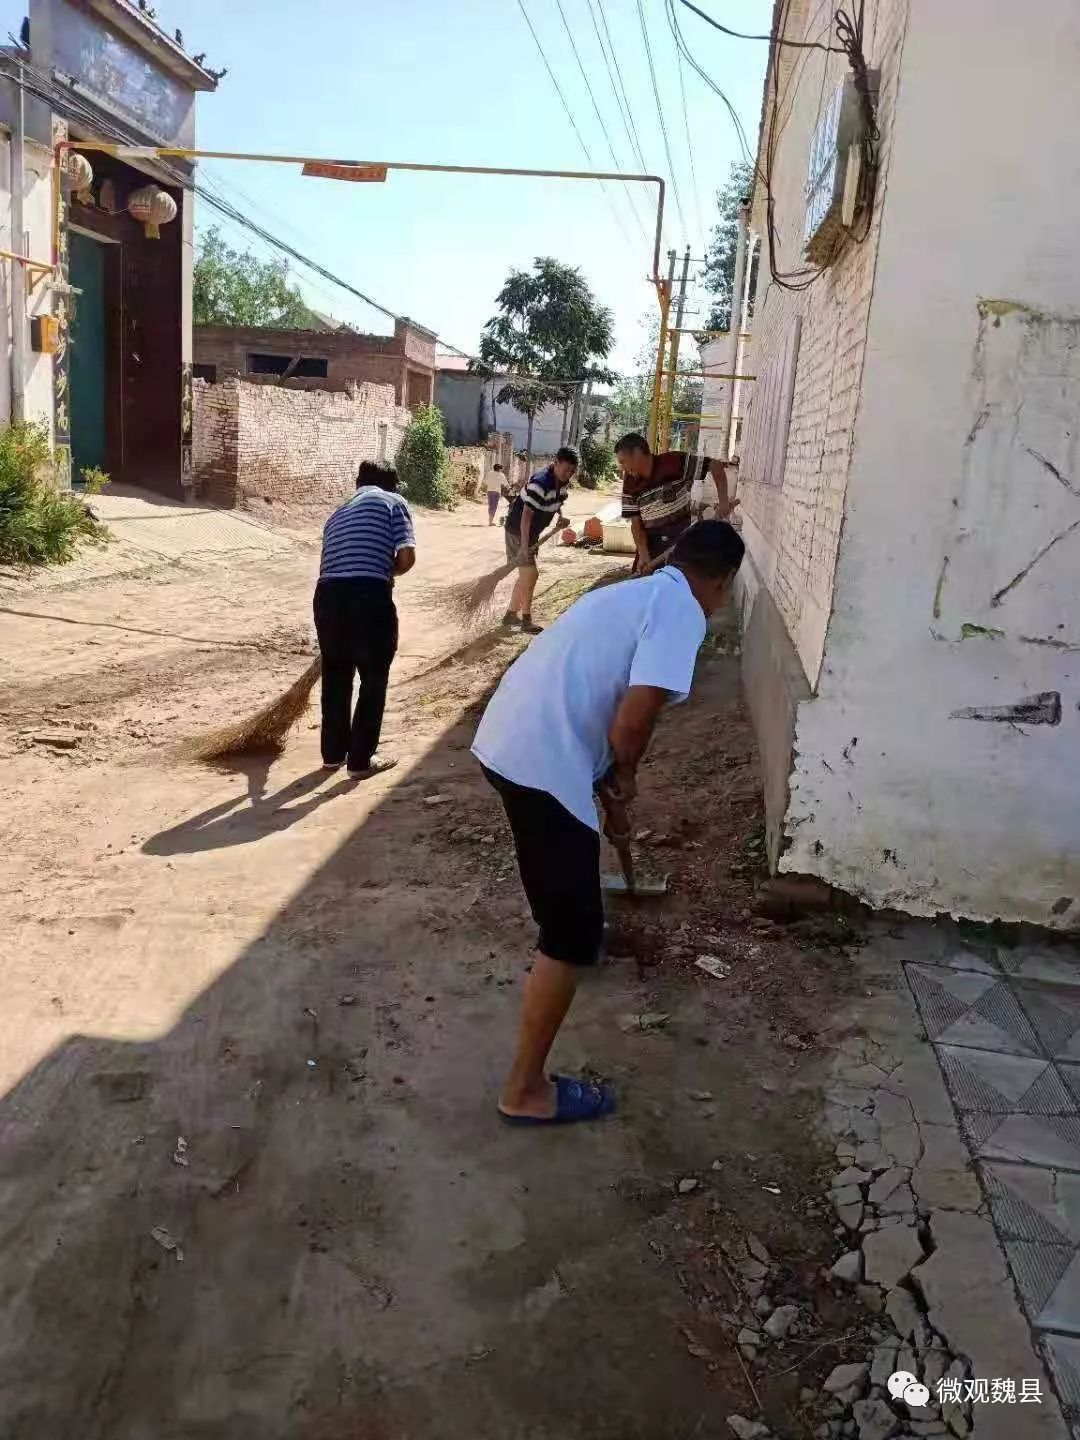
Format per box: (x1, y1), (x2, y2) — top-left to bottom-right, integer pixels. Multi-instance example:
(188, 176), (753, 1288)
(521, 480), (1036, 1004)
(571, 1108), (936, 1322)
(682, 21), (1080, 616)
(127, 184), (177, 239)
(66, 151), (94, 203)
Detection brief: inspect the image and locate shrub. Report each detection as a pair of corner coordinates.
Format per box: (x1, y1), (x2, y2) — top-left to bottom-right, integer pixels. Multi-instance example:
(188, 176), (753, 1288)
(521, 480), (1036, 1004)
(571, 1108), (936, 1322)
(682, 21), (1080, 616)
(395, 404), (456, 509)
(0, 421), (108, 568)
(579, 432), (616, 490)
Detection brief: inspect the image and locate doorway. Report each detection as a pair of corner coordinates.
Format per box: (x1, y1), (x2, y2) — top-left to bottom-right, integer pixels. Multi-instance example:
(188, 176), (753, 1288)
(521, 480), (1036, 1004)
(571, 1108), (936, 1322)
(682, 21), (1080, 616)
(69, 230), (108, 483)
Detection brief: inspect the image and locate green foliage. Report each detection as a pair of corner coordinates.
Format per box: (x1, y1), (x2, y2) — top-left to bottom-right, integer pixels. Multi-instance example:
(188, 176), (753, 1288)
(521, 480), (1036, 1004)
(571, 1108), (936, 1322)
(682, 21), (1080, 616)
(395, 404), (456, 510)
(475, 258), (615, 461)
(609, 312), (702, 436)
(578, 415), (615, 490)
(193, 226), (314, 328)
(0, 421), (108, 568)
(79, 465), (111, 495)
(702, 160), (758, 332)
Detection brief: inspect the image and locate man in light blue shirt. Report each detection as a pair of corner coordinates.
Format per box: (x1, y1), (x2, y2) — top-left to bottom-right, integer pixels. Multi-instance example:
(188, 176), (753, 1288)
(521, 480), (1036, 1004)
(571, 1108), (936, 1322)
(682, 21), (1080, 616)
(472, 520), (745, 1125)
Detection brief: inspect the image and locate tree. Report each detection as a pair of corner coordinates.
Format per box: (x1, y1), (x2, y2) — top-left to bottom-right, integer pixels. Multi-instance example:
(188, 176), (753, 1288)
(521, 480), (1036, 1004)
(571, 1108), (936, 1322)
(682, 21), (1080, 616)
(395, 404), (455, 510)
(609, 311), (702, 438)
(475, 258), (615, 465)
(193, 227), (314, 328)
(702, 160), (758, 333)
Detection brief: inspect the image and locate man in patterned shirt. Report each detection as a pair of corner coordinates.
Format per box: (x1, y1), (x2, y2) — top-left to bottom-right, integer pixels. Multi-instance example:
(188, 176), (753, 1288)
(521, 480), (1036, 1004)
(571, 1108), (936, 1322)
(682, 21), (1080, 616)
(501, 445), (578, 635)
(615, 432), (737, 573)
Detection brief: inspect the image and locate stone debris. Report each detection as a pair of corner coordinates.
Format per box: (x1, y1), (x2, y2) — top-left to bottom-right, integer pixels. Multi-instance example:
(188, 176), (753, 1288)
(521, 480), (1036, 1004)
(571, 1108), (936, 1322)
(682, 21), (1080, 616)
(677, 1177), (699, 1195)
(868, 1166), (909, 1206)
(884, 1285), (921, 1340)
(851, 1397), (898, 1440)
(830, 1249), (864, 1284)
(833, 1166), (871, 1189)
(823, 1361), (869, 1396)
(726, 1417), (772, 1440)
(869, 1341), (898, 1387)
(862, 1225), (924, 1289)
(763, 1302), (800, 1340)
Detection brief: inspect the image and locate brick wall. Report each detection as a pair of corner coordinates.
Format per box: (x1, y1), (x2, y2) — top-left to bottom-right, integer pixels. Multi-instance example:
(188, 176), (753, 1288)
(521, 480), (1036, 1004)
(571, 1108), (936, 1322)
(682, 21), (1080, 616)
(741, 0), (910, 685)
(192, 379), (410, 511)
(194, 317), (435, 406)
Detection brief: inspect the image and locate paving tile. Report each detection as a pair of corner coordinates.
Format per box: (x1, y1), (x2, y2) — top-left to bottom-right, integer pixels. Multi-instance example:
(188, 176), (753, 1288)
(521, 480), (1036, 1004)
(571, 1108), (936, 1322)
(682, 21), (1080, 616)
(1043, 1332), (1080, 1411)
(982, 1163), (1080, 1245)
(1057, 1064), (1080, 1110)
(997, 945), (1080, 988)
(936, 1045), (1075, 1114)
(1015, 982), (1080, 1062)
(908, 965), (1040, 1056)
(971, 1114), (1080, 1171)
(1005, 1238), (1074, 1318)
(1040, 1251), (1080, 1334)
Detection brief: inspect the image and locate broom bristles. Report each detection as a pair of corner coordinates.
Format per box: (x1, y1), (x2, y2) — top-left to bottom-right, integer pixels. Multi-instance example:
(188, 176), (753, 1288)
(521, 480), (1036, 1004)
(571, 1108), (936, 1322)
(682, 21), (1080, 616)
(178, 656), (322, 762)
(443, 560), (517, 627)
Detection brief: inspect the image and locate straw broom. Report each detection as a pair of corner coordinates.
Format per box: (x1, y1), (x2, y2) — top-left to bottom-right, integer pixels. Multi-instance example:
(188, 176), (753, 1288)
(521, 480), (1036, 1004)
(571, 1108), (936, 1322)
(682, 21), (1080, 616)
(443, 526), (563, 627)
(178, 656), (322, 763)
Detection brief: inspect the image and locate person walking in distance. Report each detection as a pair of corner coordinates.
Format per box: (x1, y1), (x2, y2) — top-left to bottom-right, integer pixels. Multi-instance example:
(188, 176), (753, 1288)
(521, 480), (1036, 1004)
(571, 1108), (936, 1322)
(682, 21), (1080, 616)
(486, 463), (508, 526)
(473, 520), (745, 1123)
(501, 446), (578, 635)
(615, 431), (738, 573)
(314, 461), (416, 779)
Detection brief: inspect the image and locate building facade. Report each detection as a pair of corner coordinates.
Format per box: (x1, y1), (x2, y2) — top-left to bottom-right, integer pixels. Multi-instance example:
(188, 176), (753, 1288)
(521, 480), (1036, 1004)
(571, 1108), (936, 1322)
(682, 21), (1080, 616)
(737, 0), (1080, 928)
(194, 317), (437, 411)
(1, 0), (217, 496)
(434, 358), (571, 455)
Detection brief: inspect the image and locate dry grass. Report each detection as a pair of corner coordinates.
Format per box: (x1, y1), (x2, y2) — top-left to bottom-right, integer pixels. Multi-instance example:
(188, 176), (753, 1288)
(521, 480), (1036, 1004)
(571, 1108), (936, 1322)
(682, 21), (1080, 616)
(177, 657), (322, 762)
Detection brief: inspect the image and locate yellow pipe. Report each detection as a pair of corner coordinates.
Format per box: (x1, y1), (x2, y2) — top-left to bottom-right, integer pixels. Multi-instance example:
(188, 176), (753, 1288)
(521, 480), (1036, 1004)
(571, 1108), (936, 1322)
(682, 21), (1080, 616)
(648, 283), (671, 449)
(659, 370), (757, 380)
(63, 140), (668, 287)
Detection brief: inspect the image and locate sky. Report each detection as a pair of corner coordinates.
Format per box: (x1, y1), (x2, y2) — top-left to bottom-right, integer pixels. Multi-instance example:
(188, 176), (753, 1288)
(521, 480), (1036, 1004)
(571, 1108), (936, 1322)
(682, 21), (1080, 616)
(47, 0), (770, 373)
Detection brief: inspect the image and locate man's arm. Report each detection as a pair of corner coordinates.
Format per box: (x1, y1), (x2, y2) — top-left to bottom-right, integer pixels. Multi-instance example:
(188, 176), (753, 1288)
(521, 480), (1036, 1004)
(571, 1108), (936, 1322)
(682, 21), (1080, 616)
(518, 503), (535, 556)
(601, 685), (670, 805)
(629, 514), (650, 570)
(393, 546), (415, 576)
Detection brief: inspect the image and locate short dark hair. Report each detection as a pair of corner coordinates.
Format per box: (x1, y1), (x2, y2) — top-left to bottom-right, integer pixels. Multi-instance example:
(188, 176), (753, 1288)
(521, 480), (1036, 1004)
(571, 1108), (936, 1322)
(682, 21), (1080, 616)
(614, 431), (650, 456)
(493, 463), (504, 473)
(357, 460), (398, 492)
(555, 445), (580, 467)
(670, 519), (745, 579)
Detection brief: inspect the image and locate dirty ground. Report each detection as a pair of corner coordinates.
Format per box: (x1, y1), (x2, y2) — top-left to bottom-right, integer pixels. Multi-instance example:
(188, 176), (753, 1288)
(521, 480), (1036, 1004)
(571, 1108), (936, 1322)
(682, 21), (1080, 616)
(0, 490), (1070, 1438)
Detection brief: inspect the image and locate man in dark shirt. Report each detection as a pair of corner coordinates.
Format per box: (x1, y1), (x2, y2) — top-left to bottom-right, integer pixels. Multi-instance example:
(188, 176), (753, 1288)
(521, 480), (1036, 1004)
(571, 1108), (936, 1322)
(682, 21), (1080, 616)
(615, 432), (736, 573)
(502, 445), (578, 635)
(314, 461), (416, 779)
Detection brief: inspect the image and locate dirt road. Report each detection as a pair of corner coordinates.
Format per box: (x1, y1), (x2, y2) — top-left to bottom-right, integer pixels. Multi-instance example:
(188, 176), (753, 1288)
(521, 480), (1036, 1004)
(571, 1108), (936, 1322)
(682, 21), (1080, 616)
(0, 490), (863, 1439)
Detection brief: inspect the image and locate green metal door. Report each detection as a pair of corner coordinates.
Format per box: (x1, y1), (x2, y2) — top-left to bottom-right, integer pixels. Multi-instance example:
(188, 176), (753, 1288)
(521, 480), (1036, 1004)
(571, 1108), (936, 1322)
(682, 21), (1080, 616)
(69, 231), (107, 483)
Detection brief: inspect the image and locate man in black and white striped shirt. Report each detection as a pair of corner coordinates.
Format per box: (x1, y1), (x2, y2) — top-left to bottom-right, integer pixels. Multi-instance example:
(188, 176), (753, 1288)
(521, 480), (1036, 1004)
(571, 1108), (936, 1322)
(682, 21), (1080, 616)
(501, 446), (578, 635)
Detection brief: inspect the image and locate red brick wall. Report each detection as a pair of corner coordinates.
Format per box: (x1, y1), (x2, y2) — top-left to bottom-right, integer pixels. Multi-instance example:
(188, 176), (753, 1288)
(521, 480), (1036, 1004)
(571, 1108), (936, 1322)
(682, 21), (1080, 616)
(192, 379), (410, 511)
(194, 320), (435, 405)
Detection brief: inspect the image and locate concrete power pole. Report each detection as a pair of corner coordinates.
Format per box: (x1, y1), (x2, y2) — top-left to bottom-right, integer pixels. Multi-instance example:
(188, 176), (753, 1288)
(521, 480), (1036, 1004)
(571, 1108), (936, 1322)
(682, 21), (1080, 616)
(667, 246), (692, 449)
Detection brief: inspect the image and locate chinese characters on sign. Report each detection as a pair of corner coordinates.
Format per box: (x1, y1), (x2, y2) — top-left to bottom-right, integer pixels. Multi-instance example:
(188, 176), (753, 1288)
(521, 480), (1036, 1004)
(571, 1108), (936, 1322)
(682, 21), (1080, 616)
(51, 116), (72, 490)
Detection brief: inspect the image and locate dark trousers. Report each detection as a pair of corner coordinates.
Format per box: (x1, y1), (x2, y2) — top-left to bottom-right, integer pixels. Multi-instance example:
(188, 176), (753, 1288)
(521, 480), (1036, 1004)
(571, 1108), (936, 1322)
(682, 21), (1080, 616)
(313, 579), (398, 768)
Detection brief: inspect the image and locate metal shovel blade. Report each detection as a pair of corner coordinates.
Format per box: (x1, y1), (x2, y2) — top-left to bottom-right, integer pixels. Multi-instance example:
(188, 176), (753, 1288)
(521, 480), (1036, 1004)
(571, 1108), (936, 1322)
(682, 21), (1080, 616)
(601, 872), (669, 897)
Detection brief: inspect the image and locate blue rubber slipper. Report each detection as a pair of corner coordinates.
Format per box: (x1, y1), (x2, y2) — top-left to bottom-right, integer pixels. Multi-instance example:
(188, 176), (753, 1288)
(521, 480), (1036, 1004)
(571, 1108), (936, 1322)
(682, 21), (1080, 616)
(499, 1074), (616, 1126)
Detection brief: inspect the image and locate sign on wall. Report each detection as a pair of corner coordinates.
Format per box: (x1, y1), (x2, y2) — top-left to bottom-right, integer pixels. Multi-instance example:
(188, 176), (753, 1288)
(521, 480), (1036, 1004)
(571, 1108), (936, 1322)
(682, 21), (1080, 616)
(51, 113), (72, 490)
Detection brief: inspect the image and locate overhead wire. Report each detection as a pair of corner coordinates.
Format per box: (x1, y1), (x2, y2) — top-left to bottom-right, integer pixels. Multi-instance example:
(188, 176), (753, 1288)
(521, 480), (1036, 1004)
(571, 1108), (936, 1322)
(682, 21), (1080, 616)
(550, 0), (650, 245)
(512, 0), (639, 256)
(635, 0), (690, 243)
(583, 0), (648, 176)
(677, 0), (844, 52)
(671, 12), (705, 239)
(594, 0), (652, 177)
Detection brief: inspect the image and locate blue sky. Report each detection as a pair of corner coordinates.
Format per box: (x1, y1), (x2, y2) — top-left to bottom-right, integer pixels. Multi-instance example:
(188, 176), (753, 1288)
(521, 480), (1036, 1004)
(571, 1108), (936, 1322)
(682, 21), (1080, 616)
(140, 0), (768, 371)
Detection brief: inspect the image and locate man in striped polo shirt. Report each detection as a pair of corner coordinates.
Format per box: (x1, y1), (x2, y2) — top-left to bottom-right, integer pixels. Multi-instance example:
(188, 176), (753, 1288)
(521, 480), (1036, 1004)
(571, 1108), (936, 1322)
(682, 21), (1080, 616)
(501, 446), (578, 635)
(615, 432), (737, 573)
(314, 461), (416, 778)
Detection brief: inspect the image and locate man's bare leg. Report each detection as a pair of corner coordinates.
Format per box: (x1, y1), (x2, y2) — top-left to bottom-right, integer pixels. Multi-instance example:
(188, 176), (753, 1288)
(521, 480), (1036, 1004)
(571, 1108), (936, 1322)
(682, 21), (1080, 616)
(498, 951), (579, 1118)
(504, 564), (538, 623)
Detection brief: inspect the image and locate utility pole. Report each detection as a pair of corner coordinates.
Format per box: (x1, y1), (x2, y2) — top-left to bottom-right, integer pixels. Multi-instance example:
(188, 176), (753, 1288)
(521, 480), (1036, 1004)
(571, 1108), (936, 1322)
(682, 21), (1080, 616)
(666, 245), (692, 450)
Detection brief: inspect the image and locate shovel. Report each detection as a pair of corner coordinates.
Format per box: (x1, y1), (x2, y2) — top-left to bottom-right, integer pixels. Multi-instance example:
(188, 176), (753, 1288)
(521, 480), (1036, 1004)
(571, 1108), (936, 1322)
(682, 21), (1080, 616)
(601, 833), (669, 897)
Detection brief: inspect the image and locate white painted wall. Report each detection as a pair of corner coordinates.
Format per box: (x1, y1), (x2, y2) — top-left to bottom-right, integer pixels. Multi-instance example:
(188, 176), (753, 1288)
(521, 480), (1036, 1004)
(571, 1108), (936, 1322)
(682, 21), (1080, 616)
(0, 132), (55, 433)
(784, 0), (1080, 928)
(493, 397), (566, 457)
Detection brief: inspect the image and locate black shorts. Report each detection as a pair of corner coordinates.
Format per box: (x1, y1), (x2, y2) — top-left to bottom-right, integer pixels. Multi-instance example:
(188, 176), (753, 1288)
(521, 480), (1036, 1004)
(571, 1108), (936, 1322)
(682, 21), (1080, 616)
(482, 766), (603, 967)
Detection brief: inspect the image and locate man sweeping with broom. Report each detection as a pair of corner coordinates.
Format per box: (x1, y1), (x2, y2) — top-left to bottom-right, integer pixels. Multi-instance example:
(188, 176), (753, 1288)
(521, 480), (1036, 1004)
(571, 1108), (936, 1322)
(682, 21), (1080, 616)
(314, 460), (415, 779)
(500, 446), (578, 634)
(473, 519), (745, 1124)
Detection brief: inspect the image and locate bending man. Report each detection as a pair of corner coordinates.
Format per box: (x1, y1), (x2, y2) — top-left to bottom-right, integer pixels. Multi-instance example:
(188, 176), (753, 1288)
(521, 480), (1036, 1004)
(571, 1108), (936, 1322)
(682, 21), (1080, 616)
(501, 445), (578, 635)
(473, 520), (745, 1124)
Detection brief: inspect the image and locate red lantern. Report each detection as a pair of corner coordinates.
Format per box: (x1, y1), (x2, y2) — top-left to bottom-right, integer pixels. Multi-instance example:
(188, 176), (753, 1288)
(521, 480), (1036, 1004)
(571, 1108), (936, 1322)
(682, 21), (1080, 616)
(127, 184), (178, 239)
(66, 151), (94, 203)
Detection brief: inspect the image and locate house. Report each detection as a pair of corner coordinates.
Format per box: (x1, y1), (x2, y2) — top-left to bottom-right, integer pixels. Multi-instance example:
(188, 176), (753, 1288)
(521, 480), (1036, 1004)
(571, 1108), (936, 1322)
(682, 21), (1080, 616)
(697, 331), (752, 461)
(434, 354), (571, 455)
(194, 316), (437, 410)
(0, 0), (218, 495)
(735, 0), (1080, 929)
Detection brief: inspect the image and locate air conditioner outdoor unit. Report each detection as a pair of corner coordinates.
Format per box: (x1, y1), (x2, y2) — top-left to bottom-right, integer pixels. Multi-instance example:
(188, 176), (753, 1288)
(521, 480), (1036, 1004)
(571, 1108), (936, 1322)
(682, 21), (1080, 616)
(804, 70), (879, 266)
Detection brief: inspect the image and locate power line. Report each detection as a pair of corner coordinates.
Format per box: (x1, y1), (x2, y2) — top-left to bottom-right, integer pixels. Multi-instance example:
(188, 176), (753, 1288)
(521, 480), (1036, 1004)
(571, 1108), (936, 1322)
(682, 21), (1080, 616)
(664, 0), (755, 169)
(672, 20), (705, 238)
(677, 0), (843, 51)
(593, 0), (652, 176)
(551, 0), (650, 245)
(635, 0), (690, 242)
(583, 0), (647, 175)
(512, 0), (639, 256)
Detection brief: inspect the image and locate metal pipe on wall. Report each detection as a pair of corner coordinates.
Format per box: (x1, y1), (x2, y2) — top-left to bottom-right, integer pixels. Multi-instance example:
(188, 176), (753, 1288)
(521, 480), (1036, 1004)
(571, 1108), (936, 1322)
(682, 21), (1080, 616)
(721, 200), (750, 459)
(10, 61), (28, 422)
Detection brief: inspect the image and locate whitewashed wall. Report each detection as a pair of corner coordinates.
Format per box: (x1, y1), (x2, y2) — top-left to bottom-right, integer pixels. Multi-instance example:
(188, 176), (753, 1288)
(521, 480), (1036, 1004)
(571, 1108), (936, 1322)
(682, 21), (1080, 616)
(0, 133), (55, 433)
(785, 0), (1080, 928)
